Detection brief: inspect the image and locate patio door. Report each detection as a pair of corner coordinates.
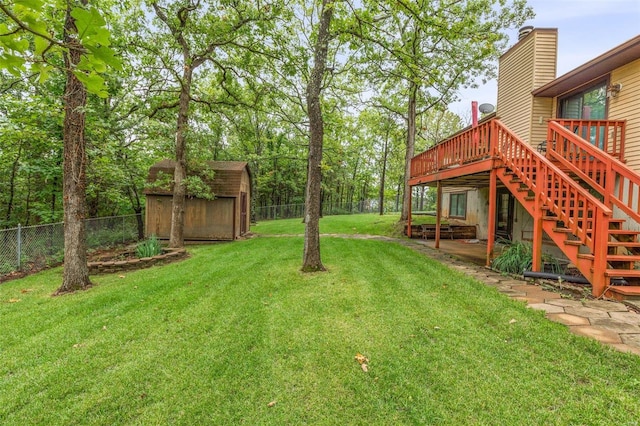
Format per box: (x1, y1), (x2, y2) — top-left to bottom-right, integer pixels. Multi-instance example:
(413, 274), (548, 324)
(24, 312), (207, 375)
(496, 189), (514, 241)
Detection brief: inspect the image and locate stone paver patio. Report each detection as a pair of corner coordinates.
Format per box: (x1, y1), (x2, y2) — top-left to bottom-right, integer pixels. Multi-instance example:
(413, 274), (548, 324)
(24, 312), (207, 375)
(403, 238), (640, 356)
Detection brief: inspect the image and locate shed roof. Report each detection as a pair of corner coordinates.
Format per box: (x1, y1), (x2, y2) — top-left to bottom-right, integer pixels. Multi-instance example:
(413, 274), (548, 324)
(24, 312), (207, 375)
(145, 159), (251, 197)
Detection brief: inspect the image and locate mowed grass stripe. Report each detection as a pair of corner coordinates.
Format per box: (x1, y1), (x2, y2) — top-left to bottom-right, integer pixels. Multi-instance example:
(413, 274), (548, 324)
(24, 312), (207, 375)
(1, 236), (640, 424)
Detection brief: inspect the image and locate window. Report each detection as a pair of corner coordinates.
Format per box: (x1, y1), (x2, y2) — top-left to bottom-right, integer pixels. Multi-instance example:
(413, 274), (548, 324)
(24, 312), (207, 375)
(559, 81), (608, 149)
(559, 82), (607, 120)
(449, 192), (466, 219)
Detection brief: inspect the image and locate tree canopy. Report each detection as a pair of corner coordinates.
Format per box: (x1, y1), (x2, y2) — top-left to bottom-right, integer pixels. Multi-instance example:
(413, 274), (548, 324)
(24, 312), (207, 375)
(1, 0), (534, 275)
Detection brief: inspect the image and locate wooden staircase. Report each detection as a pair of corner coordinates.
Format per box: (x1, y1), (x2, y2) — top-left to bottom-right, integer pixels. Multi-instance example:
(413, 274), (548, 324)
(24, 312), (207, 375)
(544, 120), (640, 300)
(410, 118), (640, 300)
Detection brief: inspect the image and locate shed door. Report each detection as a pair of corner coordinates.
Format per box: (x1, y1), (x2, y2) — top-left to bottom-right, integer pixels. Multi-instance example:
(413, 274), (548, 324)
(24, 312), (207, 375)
(240, 192), (247, 235)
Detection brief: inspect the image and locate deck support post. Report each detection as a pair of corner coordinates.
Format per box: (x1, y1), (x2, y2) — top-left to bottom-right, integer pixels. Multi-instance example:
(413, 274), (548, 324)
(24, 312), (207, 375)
(436, 180), (442, 249)
(487, 168), (497, 267)
(407, 185), (412, 238)
(532, 179), (543, 272)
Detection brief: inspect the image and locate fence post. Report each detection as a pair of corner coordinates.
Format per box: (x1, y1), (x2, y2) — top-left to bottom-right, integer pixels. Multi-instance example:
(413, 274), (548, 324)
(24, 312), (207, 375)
(17, 223), (22, 271)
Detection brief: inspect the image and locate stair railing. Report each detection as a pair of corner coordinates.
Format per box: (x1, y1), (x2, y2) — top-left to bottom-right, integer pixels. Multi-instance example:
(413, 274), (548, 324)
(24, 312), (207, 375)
(547, 120), (640, 224)
(493, 120), (612, 255)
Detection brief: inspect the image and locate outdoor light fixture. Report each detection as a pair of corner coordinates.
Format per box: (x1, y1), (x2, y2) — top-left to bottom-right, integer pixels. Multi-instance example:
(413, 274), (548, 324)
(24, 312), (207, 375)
(606, 83), (622, 98)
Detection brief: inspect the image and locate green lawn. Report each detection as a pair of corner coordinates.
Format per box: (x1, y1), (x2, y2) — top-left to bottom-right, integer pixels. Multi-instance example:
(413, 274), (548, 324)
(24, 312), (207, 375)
(253, 212), (437, 236)
(1, 229), (640, 424)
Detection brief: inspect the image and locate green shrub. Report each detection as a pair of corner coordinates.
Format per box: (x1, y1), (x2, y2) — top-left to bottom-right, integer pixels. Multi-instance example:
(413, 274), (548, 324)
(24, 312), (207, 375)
(135, 235), (163, 258)
(492, 240), (564, 275)
(492, 241), (532, 275)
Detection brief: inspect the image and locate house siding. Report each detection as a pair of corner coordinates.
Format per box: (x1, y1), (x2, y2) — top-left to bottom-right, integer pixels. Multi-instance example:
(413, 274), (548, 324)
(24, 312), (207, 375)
(497, 29), (557, 145)
(609, 58), (640, 170)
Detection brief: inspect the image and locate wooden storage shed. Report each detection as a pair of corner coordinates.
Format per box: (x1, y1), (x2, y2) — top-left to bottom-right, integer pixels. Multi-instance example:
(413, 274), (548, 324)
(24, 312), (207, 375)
(145, 159), (251, 241)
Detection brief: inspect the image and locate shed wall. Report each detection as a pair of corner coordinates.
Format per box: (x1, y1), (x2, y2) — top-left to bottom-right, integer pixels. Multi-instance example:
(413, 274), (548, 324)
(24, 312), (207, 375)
(146, 196), (235, 241)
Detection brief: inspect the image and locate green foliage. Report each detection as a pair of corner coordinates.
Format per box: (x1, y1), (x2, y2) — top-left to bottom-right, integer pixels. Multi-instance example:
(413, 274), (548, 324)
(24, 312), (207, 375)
(135, 235), (162, 258)
(492, 241), (564, 275)
(0, 1), (121, 97)
(491, 240), (533, 275)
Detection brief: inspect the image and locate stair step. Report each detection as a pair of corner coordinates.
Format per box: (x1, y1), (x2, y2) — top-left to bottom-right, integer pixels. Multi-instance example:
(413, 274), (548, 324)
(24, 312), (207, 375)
(604, 269), (640, 278)
(553, 228), (573, 234)
(608, 241), (640, 248)
(607, 255), (640, 262)
(606, 286), (640, 301)
(564, 240), (582, 246)
(517, 187), (530, 193)
(609, 230), (640, 236)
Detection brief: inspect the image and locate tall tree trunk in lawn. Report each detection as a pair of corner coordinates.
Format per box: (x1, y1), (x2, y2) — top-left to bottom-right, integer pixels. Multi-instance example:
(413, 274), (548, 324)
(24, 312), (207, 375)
(379, 126), (389, 215)
(400, 80), (417, 221)
(57, 3), (91, 293)
(169, 66), (193, 248)
(302, 0), (334, 272)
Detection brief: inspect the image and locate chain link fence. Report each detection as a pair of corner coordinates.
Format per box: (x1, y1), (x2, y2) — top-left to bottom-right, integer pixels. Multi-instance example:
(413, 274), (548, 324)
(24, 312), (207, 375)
(0, 214), (142, 278)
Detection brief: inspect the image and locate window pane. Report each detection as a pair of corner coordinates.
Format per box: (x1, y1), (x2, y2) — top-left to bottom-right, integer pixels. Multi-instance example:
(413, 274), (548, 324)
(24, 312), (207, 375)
(450, 193), (466, 218)
(583, 85), (606, 119)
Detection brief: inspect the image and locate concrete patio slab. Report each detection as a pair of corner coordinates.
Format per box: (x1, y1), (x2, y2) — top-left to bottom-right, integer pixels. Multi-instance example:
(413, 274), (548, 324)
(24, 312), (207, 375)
(589, 318), (640, 334)
(546, 313), (590, 326)
(610, 344), (640, 355)
(564, 306), (612, 319)
(546, 299), (584, 308)
(609, 311), (640, 325)
(527, 303), (566, 313)
(620, 334), (640, 348)
(583, 300), (629, 312)
(570, 326), (622, 344)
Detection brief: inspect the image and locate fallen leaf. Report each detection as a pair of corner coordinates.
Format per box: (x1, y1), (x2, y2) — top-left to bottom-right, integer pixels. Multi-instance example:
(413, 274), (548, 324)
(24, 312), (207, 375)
(72, 343), (84, 348)
(20, 289), (32, 294)
(102, 325), (107, 330)
(361, 363), (369, 373)
(354, 353), (369, 365)
(434, 326), (441, 330)
(267, 400), (277, 407)
(8, 298), (21, 303)
(509, 319), (517, 324)
(118, 275), (126, 279)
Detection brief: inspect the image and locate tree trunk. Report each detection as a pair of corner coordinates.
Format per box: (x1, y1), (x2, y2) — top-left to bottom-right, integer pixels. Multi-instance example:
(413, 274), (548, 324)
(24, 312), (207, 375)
(169, 66), (193, 248)
(379, 127), (389, 215)
(400, 80), (417, 221)
(57, 4), (91, 294)
(302, 0), (334, 272)
(5, 144), (21, 225)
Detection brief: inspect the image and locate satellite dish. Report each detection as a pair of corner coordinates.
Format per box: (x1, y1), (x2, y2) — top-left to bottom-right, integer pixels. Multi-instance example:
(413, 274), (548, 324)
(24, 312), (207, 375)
(478, 103), (495, 114)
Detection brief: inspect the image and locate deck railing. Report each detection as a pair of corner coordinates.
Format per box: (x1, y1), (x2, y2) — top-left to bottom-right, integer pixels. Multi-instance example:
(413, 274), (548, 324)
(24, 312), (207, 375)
(547, 120), (640, 224)
(552, 119), (625, 160)
(410, 119), (612, 252)
(410, 121), (493, 178)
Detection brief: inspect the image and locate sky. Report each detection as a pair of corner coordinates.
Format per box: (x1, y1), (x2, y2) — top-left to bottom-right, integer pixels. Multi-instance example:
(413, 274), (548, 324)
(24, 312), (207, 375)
(449, 0), (640, 119)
